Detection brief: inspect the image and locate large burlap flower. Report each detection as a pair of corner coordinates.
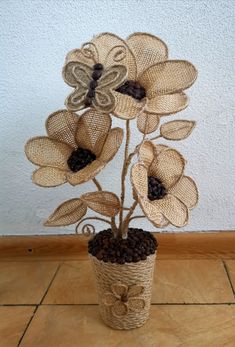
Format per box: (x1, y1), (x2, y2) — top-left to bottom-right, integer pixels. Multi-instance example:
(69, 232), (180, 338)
(131, 141), (198, 227)
(103, 282), (145, 317)
(25, 109), (123, 187)
(114, 32), (197, 124)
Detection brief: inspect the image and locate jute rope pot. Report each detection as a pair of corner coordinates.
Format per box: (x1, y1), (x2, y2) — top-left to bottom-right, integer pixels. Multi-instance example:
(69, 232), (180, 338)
(90, 252), (156, 330)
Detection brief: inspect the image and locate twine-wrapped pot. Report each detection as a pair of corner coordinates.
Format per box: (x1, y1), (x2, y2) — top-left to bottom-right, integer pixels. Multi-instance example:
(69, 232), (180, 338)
(90, 252), (156, 330)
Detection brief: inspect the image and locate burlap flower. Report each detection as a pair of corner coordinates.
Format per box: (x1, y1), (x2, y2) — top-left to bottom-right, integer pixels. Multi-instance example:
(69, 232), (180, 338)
(131, 141), (198, 227)
(103, 283), (145, 317)
(25, 109), (123, 187)
(114, 32), (197, 125)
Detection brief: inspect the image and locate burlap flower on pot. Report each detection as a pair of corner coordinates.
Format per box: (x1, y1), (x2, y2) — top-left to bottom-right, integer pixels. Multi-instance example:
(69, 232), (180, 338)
(103, 283), (145, 317)
(25, 109), (123, 187)
(115, 32), (197, 129)
(131, 141), (198, 227)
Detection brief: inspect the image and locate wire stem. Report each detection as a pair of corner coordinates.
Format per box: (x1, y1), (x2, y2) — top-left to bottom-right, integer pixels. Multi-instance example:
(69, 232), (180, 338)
(93, 178), (102, 191)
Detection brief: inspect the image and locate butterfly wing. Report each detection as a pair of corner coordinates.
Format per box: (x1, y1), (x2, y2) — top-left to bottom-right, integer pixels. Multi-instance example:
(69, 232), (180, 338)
(94, 65), (127, 113)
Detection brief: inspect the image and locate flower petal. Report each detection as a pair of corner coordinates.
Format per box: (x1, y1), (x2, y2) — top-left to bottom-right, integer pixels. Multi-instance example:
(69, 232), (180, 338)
(76, 110), (111, 157)
(139, 60), (197, 98)
(44, 198), (87, 227)
(32, 167), (67, 187)
(139, 197), (169, 227)
(112, 92), (145, 120)
(46, 110), (78, 149)
(146, 93), (188, 115)
(149, 148), (185, 189)
(137, 112), (160, 134)
(25, 136), (72, 170)
(103, 293), (117, 306)
(168, 176), (198, 208)
(127, 32), (168, 77)
(138, 141), (155, 168)
(67, 159), (105, 186)
(128, 298), (145, 312)
(111, 283), (128, 297)
(99, 128), (123, 162)
(65, 88), (86, 112)
(131, 163), (148, 198)
(91, 32), (137, 79)
(128, 285), (145, 297)
(111, 301), (128, 317)
(152, 194), (189, 227)
(62, 61), (91, 88)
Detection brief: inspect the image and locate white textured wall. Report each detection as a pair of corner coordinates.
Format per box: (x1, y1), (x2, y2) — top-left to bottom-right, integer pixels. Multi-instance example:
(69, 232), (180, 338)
(0, 0), (234, 235)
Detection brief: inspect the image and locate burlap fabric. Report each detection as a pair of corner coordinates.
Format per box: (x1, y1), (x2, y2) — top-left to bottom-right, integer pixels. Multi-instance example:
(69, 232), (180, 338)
(90, 253), (156, 330)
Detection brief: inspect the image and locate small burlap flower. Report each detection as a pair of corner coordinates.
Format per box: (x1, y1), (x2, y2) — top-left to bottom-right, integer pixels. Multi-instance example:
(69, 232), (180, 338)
(114, 32), (197, 127)
(131, 141), (198, 227)
(103, 282), (145, 317)
(25, 109), (123, 187)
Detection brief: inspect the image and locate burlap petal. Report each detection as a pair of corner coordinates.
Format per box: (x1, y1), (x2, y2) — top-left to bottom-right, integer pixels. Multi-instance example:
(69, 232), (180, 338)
(112, 91), (145, 120)
(93, 90), (116, 113)
(111, 283), (128, 297)
(25, 136), (72, 170)
(128, 298), (145, 312)
(97, 65), (127, 89)
(44, 198), (87, 227)
(46, 110), (78, 149)
(65, 48), (95, 66)
(146, 93), (188, 115)
(154, 144), (169, 156)
(131, 163), (148, 197)
(32, 167), (67, 187)
(81, 191), (120, 217)
(67, 159), (104, 186)
(138, 141), (155, 168)
(99, 128), (123, 162)
(127, 32), (168, 77)
(65, 87), (87, 112)
(91, 32), (137, 79)
(103, 293), (117, 306)
(62, 61), (92, 88)
(128, 285), (144, 297)
(160, 120), (196, 140)
(111, 301), (128, 317)
(152, 194), (189, 227)
(139, 60), (197, 98)
(138, 197), (169, 228)
(149, 148), (185, 189)
(75, 110), (111, 157)
(169, 176), (198, 208)
(137, 112), (160, 134)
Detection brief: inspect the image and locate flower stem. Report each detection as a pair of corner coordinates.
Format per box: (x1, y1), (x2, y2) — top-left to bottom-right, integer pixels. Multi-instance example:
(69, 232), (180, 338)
(150, 134), (162, 141)
(93, 178), (102, 191)
(122, 200), (138, 238)
(119, 120), (130, 231)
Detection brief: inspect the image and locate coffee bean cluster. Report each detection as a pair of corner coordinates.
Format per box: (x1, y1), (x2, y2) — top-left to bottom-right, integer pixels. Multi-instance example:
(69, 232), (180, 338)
(88, 228), (157, 264)
(148, 176), (167, 201)
(67, 147), (96, 172)
(84, 63), (104, 107)
(116, 80), (146, 101)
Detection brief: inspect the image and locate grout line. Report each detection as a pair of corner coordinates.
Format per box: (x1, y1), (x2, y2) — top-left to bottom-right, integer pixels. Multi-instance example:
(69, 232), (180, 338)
(17, 264), (61, 347)
(222, 260), (235, 297)
(17, 305), (38, 347)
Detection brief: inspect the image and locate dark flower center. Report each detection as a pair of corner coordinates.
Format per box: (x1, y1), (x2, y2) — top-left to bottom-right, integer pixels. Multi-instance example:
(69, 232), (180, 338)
(67, 147), (96, 172)
(116, 80), (146, 101)
(148, 176), (167, 201)
(84, 63), (104, 107)
(121, 294), (128, 303)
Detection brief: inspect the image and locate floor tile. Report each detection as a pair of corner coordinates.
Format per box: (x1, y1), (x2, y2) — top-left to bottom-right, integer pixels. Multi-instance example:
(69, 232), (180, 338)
(20, 305), (235, 347)
(0, 306), (35, 347)
(43, 261), (97, 304)
(43, 259), (234, 305)
(225, 260), (235, 294)
(0, 261), (59, 304)
(153, 259), (235, 303)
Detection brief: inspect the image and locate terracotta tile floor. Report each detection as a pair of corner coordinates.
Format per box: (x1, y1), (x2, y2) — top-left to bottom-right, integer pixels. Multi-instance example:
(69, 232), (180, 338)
(0, 259), (234, 347)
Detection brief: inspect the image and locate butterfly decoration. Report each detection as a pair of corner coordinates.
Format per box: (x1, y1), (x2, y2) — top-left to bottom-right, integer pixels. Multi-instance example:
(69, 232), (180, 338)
(63, 60), (127, 113)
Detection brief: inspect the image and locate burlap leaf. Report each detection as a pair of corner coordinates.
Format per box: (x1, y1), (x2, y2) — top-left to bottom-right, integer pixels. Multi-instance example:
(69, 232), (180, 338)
(81, 191), (120, 217)
(160, 120), (196, 140)
(137, 112), (160, 134)
(44, 199), (87, 227)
